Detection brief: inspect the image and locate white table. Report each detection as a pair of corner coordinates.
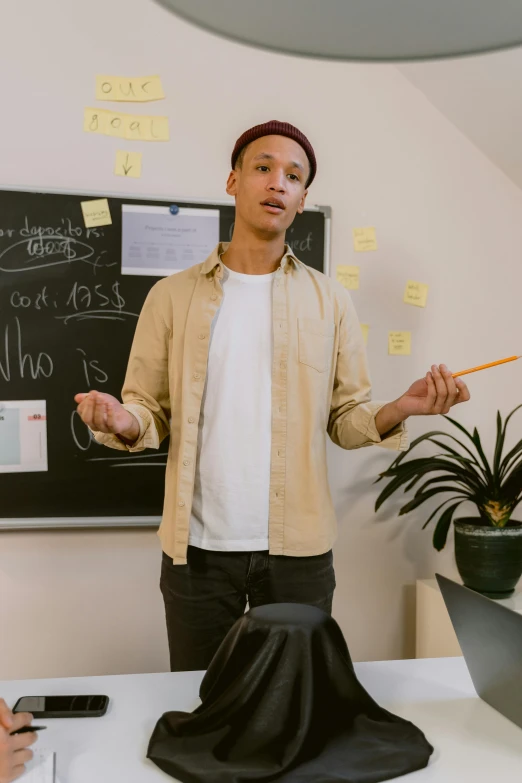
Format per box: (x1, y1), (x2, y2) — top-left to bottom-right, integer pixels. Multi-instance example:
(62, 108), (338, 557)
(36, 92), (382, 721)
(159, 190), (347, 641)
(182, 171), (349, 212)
(2, 658), (522, 782)
(416, 579), (522, 658)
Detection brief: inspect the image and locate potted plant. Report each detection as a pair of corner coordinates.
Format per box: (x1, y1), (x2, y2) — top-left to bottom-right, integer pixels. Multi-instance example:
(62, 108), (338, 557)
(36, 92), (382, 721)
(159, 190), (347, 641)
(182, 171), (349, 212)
(374, 405), (522, 599)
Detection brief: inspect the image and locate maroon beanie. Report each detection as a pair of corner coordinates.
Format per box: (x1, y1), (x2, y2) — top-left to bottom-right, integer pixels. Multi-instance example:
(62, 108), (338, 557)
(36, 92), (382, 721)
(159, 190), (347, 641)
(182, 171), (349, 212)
(231, 121), (317, 186)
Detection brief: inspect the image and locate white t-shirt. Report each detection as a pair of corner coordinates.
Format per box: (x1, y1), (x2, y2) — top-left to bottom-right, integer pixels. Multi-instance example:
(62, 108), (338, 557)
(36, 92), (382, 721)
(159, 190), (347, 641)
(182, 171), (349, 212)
(189, 264), (274, 551)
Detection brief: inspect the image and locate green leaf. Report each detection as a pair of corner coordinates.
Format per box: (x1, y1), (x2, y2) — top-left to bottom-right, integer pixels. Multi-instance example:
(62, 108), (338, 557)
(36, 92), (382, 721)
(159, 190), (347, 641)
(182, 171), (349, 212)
(422, 497), (464, 529)
(433, 502), (464, 551)
(414, 474), (485, 500)
(425, 443), (488, 488)
(385, 456), (487, 490)
(374, 430), (458, 478)
(399, 486), (471, 516)
(492, 410), (505, 488)
(471, 427), (494, 483)
(426, 434), (483, 470)
(500, 441), (522, 481)
(375, 462), (439, 510)
(502, 462), (522, 501)
(410, 475), (455, 495)
(442, 414), (477, 446)
(502, 403), (522, 433)
(375, 452), (490, 512)
(503, 455), (522, 486)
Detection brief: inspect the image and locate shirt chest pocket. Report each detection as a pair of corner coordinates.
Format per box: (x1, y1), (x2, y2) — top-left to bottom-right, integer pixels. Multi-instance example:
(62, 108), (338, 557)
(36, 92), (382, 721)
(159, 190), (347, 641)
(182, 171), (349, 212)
(298, 318), (335, 373)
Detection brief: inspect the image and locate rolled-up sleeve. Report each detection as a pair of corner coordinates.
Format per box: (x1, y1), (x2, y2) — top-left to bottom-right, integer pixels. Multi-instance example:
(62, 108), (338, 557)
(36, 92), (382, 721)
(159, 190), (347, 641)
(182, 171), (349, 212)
(92, 281), (171, 452)
(327, 286), (408, 452)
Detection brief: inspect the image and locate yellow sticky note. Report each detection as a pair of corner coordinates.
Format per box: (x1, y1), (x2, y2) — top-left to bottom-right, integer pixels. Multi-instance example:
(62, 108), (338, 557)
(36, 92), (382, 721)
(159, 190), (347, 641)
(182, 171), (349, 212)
(96, 75), (165, 102)
(148, 115), (170, 141)
(404, 280), (429, 308)
(115, 151), (142, 178)
(80, 199), (112, 228)
(84, 108), (170, 141)
(105, 110), (127, 138)
(84, 107), (108, 134)
(353, 226), (377, 252)
(388, 331), (411, 356)
(126, 114), (170, 142)
(360, 324), (369, 345)
(336, 265), (359, 290)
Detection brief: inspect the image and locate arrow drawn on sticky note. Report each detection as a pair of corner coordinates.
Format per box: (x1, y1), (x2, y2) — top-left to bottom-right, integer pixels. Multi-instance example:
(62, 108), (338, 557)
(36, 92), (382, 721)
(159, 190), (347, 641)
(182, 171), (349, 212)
(115, 150), (142, 178)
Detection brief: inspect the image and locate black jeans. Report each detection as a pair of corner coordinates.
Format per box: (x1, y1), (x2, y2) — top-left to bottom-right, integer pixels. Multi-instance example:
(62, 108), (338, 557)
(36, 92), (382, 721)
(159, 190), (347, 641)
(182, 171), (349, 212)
(160, 546), (336, 672)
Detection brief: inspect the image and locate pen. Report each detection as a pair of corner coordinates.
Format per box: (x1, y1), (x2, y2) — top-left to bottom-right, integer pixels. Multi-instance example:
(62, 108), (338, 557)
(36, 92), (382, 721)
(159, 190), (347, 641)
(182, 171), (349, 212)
(10, 725), (47, 735)
(452, 355), (521, 378)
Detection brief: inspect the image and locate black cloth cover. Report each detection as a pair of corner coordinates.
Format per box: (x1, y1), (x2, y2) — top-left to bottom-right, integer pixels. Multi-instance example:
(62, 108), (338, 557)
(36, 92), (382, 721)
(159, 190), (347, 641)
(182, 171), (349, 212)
(148, 603), (433, 782)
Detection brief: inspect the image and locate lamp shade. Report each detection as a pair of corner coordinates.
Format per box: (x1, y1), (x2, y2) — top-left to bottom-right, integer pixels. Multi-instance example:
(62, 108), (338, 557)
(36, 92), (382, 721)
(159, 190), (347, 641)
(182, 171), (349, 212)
(155, 0), (522, 62)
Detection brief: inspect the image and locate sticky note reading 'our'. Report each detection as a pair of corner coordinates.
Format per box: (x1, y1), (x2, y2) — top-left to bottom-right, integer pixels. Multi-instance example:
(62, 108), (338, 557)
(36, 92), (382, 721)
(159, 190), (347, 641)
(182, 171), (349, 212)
(353, 227), (377, 252)
(96, 75), (165, 102)
(115, 150), (142, 178)
(404, 280), (429, 308)
(389, 331), (411, 356)
(336, 265), (360, 290)
(360, 324), (369, 345)
(80, 199), (112, 228)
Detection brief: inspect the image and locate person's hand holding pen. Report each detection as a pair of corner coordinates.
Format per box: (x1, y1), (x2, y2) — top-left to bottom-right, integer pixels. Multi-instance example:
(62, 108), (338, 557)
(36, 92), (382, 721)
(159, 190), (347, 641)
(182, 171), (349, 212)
(375, 353), (521, 435)
(395, 363), (471, 419)
(0, 699), (37, 783)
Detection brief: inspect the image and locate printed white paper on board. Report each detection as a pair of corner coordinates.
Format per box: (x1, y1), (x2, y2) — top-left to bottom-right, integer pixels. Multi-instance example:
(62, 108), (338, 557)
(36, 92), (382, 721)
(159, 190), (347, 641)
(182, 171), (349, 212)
(0, 400), (48, 473)
(121, 204), (220, 277)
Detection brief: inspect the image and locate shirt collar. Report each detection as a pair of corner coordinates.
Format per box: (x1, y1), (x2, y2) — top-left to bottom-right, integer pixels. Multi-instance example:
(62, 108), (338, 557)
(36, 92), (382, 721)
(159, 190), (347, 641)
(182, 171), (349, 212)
(200, 243), (300, 275)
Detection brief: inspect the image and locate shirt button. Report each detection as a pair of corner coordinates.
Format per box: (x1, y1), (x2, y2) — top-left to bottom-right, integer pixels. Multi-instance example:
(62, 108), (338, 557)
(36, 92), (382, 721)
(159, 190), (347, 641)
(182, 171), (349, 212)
(188, 416), (195, 423)
(198, 333), (206, 340)
(193, 373), (201, 380)
(178, 500), (185, 507)
(183, 459), (190, 466)
(211, 294), (217, 301)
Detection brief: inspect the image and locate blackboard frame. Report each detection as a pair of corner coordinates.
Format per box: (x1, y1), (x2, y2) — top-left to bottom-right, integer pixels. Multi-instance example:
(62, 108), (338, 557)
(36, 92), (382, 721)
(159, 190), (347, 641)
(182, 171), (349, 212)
(0, 186), (331, 531)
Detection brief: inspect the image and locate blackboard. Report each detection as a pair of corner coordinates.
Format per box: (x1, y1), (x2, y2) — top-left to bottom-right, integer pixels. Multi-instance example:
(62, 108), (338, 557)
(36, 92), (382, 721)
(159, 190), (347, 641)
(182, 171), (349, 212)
(0, 188), (330, 528)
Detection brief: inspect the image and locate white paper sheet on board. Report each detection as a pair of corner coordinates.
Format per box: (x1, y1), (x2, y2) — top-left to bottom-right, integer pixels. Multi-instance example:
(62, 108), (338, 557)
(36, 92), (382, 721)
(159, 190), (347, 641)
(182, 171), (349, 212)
(121, 204), (220, 276)
(0, 400), (47, 473)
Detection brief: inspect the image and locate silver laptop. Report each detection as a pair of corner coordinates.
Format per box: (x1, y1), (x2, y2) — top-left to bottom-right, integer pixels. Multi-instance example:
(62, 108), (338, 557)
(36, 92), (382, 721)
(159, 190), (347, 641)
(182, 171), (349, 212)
(436, 573), (522, 729)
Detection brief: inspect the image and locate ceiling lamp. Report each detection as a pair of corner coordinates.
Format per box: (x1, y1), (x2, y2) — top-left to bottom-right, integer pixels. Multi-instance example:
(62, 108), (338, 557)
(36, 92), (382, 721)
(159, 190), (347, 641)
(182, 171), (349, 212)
(155, 0), (522, 62)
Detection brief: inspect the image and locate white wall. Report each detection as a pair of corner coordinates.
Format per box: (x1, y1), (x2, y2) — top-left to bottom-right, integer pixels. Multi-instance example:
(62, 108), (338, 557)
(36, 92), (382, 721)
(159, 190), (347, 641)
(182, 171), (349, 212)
(1, 0), (522, 678)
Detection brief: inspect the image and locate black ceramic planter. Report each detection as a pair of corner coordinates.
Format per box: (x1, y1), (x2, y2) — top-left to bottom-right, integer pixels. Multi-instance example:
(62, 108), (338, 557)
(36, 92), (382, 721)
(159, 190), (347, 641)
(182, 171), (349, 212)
(454, 517), (522, 599)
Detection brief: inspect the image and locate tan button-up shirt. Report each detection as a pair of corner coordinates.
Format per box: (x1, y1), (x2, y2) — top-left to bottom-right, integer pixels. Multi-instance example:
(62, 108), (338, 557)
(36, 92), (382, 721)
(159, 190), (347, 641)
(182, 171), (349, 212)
(94, 243), (408, 564)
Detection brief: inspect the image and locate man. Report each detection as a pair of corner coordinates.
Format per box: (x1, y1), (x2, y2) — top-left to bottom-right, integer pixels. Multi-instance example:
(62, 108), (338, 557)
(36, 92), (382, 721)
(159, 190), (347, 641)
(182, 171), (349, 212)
(0, 699), (35, 783)
(75, 120), (470, 671)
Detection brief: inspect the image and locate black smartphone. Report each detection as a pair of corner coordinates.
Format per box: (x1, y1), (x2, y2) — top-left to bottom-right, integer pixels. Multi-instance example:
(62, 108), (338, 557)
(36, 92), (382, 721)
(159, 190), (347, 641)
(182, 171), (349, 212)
(12, 695), (109, 719)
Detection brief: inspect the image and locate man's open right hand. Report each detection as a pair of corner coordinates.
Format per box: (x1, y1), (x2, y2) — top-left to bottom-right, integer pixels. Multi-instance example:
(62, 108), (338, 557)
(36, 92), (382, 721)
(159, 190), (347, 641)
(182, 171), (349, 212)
(74, 391), (140, 442)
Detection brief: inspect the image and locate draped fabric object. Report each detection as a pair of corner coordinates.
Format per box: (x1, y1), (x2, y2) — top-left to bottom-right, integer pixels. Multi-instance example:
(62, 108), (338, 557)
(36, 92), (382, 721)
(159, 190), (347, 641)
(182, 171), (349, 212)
(148, 603), (433, 782)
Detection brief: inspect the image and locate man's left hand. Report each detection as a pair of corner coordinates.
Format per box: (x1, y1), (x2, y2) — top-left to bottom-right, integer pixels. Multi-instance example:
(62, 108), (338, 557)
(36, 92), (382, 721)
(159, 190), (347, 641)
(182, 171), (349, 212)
(396, 363), (470, 418)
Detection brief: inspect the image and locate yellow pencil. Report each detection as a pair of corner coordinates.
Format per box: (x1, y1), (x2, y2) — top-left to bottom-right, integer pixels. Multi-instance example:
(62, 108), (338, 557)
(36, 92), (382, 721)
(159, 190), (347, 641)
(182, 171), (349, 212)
(452, 355), (521, 378)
